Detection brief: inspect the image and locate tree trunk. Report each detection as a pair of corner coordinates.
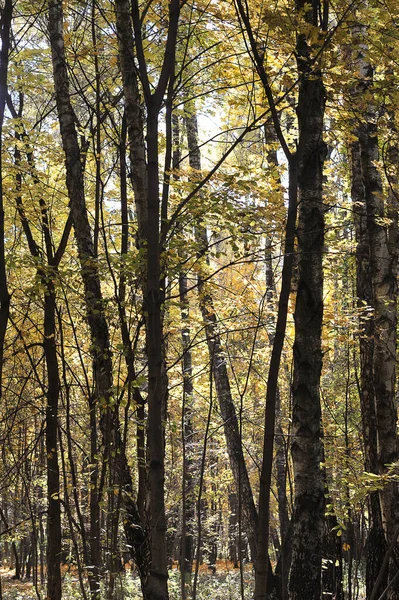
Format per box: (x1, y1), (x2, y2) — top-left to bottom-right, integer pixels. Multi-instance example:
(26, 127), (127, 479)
(351, 137), (387, 597)
(172, 115), (195, 584)
(255, 154), (297, 600)
(47, 1), (150, 593)
(185, 107), (281, 597)
(114, 0), (147, 249)
(44, 283), (62, 600)
(115, 2), (181, 595)
(351, 21), (399, 598)
(144, 106), (169, 600)
(289, 5), (326, 597)
(13, 115), (64, 600)
(0, 0), (12, 399)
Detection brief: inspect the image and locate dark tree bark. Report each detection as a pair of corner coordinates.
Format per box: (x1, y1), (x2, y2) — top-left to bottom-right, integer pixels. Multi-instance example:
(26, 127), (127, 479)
(289, 3), (327, 597)
(44, 282), (63, 600)
(136, 2), (180, 596)
(114, 0), (147, 250)
(115, 1), (181, 598)
(0, 0), (12, 399)
(117, 113), (147, 524)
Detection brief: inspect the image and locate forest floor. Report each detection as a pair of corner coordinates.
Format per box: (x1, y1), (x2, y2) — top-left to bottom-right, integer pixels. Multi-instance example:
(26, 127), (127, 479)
(0, 562), (255, 599)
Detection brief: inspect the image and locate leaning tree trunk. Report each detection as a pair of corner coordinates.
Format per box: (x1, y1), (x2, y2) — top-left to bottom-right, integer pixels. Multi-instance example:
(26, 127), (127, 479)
(185, 108), (258, 562)
(47, 1), (150, 594)
(289, 4), (326, 598)
(184, 106), (281, 597)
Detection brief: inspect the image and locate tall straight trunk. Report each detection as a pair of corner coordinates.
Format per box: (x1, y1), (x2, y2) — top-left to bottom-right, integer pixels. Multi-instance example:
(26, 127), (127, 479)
(0, 0), (12, 398)
(44, 282), (62, 600)
(173, 114), (195, 582)
(289, 5), (326, 597)
(88, 390), (100, 599)
(47, 2), (149, 594)
(255, 160), (297, 600)
(118, 113), (146, 522)
(351, 138), (387, 597)
(145, 106), (169, 600)
(179, 265), (195, 578)
(13, 120), (65, 600)
(114, 0), (148, 529)
(115, 1), (180, 597)
(351, 21), (399, 597)
(114, 0), (147, 249)
(88, 6), (102, 593)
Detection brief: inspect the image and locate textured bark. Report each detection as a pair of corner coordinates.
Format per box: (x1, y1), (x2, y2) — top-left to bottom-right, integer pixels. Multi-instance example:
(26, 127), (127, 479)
(48, 1), (149, 593)
(44, 282), (62, 600)
(351, 139), (387, 597)
(0, 0), (12, 399)
(114, 0), (147, 249)
(118, 114), (146, 523)
(145, 106), (169, 600)
(289, 6), (326, 598)
(351, 22), (399, 598)
(115, 1), (181, 597)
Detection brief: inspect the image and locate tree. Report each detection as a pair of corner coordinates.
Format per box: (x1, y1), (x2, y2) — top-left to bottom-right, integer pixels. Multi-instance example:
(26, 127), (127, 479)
(350, 14), (399, 597)
(0, 0), (12, 398)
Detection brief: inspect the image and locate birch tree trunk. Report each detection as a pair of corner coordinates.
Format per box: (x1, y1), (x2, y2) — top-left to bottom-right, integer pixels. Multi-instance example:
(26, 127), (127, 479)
(351, 20), (399, 598)
(351, 138), (387, 597)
